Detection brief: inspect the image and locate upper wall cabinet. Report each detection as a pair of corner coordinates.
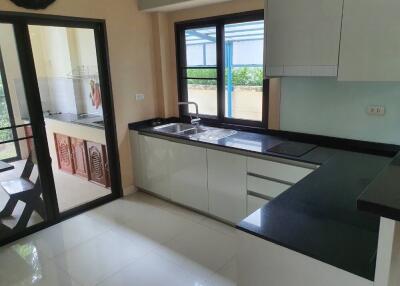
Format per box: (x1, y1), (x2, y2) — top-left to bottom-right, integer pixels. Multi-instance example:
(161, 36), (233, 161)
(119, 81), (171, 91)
(338, 0), (400, 81)
(265, 0), (343, 77)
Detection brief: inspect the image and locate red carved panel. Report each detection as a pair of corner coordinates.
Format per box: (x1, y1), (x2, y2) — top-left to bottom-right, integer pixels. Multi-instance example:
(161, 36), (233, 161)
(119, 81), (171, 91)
(54, 133), (74, 174)
(86, 141), (107, 187)
(71, 137), (89, 178)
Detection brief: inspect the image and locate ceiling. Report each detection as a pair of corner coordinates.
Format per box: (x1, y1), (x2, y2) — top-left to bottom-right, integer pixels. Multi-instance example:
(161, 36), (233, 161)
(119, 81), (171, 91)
(138, 0), (233, 12)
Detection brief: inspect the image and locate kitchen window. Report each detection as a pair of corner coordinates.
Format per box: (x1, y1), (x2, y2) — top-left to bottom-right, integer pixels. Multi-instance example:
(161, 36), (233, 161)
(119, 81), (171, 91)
(176, 10), (266, 128)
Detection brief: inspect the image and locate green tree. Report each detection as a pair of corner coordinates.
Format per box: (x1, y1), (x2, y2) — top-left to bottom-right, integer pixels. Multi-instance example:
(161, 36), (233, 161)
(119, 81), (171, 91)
(187, 67), (263, 87)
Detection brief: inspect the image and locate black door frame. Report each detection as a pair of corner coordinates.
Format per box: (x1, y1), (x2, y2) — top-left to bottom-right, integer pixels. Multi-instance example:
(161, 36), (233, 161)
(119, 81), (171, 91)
(0, 11), (123, 246)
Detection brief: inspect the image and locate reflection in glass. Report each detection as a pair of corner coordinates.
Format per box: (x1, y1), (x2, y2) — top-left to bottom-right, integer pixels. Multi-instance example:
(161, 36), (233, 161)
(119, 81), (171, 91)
(185, 27), (216, 67)
(12, 242), (43, 284)
(184, 27), (218, 116)
(29, 25), (111, 212)
(224, 20), (264, 121)
(0, 141), (45, 237)
(0, 23), (46, 242)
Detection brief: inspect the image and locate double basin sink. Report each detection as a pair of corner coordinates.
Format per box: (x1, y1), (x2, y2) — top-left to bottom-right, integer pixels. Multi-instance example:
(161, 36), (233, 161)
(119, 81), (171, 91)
(153, 123), (237, 141)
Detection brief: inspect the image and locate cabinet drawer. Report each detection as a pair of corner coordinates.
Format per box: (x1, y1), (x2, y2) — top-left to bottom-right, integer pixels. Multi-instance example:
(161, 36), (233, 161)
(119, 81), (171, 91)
(247, 175), (290, 199)
(247, 195), (269, 216)
(247, 157), (314, 184)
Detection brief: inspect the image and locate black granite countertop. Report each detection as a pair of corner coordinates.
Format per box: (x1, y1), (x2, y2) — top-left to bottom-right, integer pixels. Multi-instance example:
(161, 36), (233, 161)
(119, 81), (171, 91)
(358, 153), (400, 222)
(238, 151), (390, 281)
(46, 113), (104, 129)
(129, 118), (394, 281)
(129, 118), (336, 165)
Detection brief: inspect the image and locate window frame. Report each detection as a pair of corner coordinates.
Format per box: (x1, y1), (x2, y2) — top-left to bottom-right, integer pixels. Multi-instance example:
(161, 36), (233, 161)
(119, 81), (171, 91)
(175, 10), (267, 129)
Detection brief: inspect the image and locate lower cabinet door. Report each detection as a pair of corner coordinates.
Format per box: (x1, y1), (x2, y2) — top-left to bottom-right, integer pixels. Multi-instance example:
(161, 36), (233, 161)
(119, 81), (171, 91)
(140, 135), (172, 199)
(70, 137), (89, 178)
(170, 142), (208, 213)
(86, 141), (108, 187)
(54, 133), (74, 174)
(207, 149), (247, 223)
(130, 131), (145, 189)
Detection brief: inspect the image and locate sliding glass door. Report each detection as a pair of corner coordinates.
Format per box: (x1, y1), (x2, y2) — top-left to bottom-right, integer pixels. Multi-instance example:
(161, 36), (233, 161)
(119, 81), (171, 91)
(0, 14), (122, 245)
(28, 25), (113, 213)
(0, 23), (53, 242)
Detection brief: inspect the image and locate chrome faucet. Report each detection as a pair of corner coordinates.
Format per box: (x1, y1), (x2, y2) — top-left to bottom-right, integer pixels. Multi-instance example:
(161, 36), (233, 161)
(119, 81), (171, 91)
(178, 101), (201, 125)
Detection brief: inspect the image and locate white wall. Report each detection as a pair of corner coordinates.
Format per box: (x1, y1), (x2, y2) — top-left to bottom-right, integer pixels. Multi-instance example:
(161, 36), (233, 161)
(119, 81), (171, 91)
(280, 77), (400, 145)
(29, 26), (103, 116)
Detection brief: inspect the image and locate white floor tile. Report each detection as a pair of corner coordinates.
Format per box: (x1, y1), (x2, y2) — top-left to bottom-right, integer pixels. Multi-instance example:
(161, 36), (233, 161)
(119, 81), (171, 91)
(10, 262), (80, 286)
(207, 257), (238, 286)
(0, 192), (241, 286)
(156, 222), (238, 282)
(88, 193), (195, 246)
(20, 214), (110, 259)
(0, 244), (79, 286)
(116, 207), (193, 245)
(52, 230), (149, 286)
(198, 216), (238, 238)
(97, 252), (209, 286)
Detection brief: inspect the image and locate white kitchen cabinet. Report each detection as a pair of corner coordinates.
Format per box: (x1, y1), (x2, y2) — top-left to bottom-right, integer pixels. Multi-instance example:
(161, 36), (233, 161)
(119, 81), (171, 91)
(238, 231), (373, 286)
(207, 149), (247, 224)
(139, 135), (172, 199)
(169, 142), (208, 213)
(131, 133), (316, 223)
(247, 175), (291, 199)
(247, 157), (314, 184)
(338, 0), (400, 81)
(130, 131), (145, 190)
(265, 0), (343, 77)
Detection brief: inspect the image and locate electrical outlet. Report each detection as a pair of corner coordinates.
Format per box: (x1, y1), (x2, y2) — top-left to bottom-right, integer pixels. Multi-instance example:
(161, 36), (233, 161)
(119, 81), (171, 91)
(136, 94), (145, 101)
(367, 105), (385, 116)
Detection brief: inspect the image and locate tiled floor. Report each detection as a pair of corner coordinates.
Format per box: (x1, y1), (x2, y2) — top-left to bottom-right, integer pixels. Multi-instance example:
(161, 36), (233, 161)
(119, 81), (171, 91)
(0, 192), (239, 286)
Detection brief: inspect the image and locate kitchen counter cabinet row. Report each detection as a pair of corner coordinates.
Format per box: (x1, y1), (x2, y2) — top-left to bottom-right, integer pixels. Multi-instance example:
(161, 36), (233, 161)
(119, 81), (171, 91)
(131, 132), (316, 224)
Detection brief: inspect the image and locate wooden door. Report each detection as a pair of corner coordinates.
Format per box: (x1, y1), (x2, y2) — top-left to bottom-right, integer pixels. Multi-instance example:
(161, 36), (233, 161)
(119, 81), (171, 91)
(54, 133), (74, 174)
(86, 141), (108, 187)
(70, 137), (89, 178)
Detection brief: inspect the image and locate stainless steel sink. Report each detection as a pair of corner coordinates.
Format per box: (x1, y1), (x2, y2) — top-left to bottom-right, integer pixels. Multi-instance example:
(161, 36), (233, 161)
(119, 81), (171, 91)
(152, 123), (237, 141)
(153, 123), (195, 134)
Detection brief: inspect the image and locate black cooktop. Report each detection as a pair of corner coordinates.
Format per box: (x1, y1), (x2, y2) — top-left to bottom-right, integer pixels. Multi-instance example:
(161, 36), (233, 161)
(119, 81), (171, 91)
(267, 141), (317, 157)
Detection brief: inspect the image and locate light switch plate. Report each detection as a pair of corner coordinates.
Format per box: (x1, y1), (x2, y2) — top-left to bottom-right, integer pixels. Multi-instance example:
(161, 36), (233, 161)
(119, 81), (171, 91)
(367, 105), (385, 116)
(136, 94), (145, 101)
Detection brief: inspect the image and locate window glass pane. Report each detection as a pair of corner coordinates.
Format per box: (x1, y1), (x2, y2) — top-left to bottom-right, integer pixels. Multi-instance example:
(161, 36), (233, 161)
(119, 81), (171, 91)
(185, 68), (217, 79)
(187, 79), (218, 116)
(224, 20), (264, 121)
(185, 27), (216, 67)
(184, 26), (217, 116)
